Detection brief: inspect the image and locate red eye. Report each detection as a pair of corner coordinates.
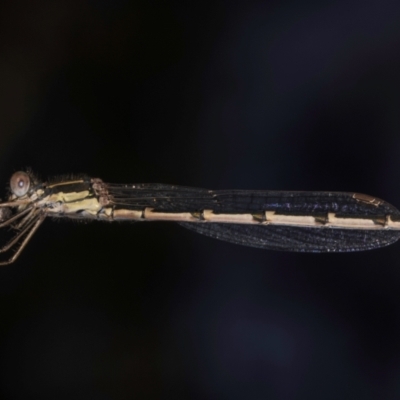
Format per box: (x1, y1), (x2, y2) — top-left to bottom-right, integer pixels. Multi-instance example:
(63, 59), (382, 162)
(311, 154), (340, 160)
(10, 171), (30, 197)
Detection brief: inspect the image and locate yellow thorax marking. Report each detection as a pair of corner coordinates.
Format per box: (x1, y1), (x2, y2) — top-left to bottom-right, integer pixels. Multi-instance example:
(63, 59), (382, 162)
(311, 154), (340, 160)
(47, 190), (91, 203)
(62, 197), (101, 214)
(46, 180), (85, 189)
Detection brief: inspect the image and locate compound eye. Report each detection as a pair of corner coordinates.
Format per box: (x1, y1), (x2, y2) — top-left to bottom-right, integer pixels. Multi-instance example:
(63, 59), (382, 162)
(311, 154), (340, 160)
(10, 171), (31, 197)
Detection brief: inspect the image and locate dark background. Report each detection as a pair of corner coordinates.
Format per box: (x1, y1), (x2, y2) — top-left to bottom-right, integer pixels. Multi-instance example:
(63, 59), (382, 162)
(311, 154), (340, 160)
(0, 0), (400, 398)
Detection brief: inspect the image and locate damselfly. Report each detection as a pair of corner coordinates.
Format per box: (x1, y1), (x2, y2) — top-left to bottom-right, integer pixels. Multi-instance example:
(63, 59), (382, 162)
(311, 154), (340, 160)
(0, 171), (399, 264)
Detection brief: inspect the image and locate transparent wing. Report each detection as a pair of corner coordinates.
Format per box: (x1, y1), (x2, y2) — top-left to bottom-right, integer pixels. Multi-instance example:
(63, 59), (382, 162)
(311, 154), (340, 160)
(179, 222), (400, 252)
(106, 183), (400, 252)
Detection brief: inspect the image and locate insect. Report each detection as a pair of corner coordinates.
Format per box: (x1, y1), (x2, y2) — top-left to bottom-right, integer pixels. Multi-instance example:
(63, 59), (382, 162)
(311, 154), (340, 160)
(0, 170), (399, 265)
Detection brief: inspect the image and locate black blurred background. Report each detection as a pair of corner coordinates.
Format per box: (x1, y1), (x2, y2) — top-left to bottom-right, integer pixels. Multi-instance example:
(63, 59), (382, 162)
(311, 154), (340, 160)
(0, 0), (400, 398)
